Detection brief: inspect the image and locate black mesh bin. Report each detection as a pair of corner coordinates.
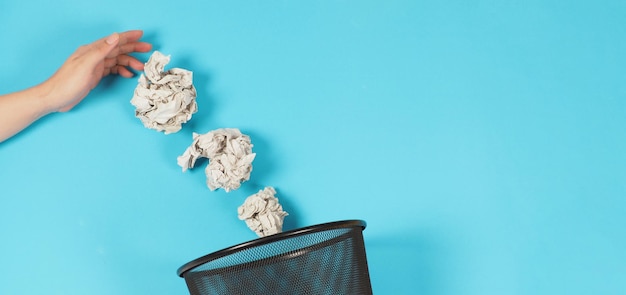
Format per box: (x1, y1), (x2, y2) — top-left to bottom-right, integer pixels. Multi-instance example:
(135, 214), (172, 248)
(177, 220), (372, 295)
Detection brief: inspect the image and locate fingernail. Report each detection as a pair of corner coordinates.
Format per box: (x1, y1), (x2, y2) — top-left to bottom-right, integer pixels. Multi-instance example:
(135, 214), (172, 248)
(105, 33), (119, 45)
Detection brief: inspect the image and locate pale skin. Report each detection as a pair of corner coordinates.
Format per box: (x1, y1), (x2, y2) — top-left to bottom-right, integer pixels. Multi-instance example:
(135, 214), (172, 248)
(0, 30), (152, 142)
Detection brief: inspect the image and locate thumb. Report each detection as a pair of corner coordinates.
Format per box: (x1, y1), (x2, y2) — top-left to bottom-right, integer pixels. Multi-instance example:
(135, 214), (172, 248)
(104, 32), (120, 47)
(87, 32), (119, 62)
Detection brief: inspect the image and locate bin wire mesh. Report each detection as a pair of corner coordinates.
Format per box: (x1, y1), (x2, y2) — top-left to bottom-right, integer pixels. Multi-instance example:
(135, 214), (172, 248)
(178, 220), (372, 295)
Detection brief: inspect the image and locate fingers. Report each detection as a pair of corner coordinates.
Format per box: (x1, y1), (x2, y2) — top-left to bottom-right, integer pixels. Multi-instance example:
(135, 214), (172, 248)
(113, 66), (135, 78)
(87, 30), (151, 60)
(118, 41), (153, 55)
(98, 30), (153, 78)
(76, 33), (119, 72)
(107, 65), (134, 78)
(102, 54), (145, 79)
(89, 33), (119, 61)
(118, 30), (144, 44)
(104, 55), (144, 71)
(111, 30), (152, 56)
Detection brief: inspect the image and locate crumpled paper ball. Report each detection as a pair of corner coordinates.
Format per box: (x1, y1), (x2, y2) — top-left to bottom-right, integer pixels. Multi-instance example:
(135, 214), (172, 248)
(177, 128), (256, 192)
(130, 51), (197, 134)
(238, 187), (288, 237)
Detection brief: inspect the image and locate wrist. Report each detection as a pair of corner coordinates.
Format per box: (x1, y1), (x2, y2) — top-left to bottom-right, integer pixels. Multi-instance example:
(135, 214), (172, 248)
(33, 80), (60, 115)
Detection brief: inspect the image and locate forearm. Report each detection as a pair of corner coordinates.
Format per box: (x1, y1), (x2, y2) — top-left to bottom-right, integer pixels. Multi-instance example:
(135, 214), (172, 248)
(0, 84), (52, 142)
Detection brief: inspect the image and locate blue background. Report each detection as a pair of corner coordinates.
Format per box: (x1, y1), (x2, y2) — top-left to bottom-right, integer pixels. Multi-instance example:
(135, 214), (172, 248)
(1, 0), (625, 294)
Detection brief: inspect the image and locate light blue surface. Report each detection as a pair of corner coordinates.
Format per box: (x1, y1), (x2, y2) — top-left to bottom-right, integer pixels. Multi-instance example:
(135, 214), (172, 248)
(1, 1), (625, 294)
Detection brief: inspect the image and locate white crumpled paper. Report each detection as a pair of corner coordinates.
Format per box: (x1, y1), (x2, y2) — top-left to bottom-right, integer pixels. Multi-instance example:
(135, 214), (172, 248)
(130, 51), (197, 134)
(177, 128), (256, 192)
(238, 187), (288, 237)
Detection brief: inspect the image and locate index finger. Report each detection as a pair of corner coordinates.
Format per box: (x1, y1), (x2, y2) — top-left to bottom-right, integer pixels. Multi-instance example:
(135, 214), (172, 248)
(118, 30), (145, 45)
(118, 42), (153, 55)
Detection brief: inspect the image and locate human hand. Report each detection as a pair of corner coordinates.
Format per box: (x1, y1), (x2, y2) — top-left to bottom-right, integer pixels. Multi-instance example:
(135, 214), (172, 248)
(41, 30), (153, 112)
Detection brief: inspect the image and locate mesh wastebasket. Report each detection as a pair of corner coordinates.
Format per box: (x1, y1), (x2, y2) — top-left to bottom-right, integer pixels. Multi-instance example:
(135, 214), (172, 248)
(177, 220), (372, 295)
